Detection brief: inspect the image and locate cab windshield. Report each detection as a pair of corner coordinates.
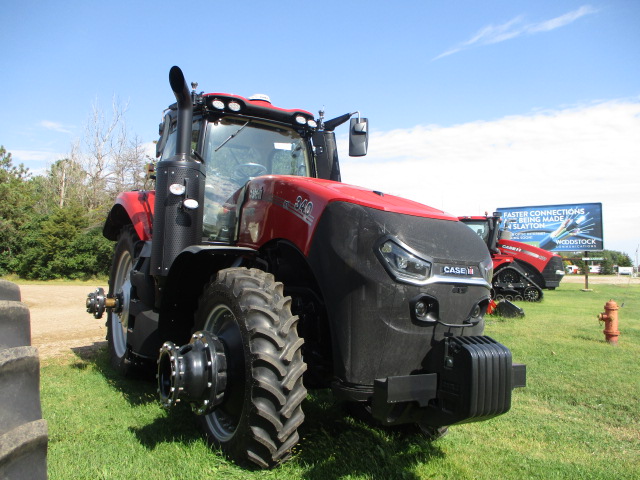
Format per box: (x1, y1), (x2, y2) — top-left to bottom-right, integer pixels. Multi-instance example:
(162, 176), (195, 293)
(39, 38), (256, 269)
(203, 117), (311, 181)
(201, 117), (311, 242)
(461, 220), (491, 244)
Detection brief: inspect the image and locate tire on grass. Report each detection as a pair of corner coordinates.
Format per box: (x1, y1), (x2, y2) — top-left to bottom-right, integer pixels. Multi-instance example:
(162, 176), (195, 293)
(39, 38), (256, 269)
(194, 268), (307, 468)
(0, 282), (47, 479)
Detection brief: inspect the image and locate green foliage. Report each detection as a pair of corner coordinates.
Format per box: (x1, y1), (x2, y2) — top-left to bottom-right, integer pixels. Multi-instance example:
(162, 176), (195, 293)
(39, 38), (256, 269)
(562, 250), (633, 274)
(615, 252), (633, 267)
(600, 256), (614, 275)
(14, 206), (112, 279)
(0, 146), (116, 280)
(0, 145), (37, 274)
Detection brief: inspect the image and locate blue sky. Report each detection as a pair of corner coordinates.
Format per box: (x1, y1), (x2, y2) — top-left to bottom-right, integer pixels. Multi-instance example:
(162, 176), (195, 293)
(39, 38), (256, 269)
(2, 1), (639, 258)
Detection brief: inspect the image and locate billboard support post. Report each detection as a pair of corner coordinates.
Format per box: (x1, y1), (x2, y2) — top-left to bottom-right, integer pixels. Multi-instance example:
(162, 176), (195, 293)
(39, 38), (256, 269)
(583, 251), (590, 291)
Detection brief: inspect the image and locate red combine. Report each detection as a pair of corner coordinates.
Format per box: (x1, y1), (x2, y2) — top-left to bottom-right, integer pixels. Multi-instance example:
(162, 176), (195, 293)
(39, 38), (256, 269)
(459, 213), (565, 302)
(86, 67), (526, 468)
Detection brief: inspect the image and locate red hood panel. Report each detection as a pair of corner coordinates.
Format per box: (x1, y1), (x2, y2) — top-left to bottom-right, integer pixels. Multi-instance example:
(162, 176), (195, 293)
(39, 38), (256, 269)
(267, 176), (456, 221)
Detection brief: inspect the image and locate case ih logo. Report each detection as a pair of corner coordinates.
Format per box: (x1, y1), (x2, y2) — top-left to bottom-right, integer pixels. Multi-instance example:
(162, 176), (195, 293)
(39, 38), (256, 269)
(249, 186), (264, 200)
(442, 266), (474, 275)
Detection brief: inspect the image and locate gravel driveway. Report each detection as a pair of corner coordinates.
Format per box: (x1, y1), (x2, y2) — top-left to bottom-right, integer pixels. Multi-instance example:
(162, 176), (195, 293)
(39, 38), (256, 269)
(19, 284), (108, 359)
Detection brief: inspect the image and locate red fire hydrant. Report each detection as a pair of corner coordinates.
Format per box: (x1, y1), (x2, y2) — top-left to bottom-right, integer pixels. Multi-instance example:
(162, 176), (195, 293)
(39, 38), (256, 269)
(597, 299), (620, 345)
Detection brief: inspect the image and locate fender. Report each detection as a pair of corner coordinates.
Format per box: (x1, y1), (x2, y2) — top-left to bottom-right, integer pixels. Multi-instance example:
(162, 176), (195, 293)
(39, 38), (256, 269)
(156, 244), (258, 346)
(103, 190), (155, 241)
(491, 253), (514, 271)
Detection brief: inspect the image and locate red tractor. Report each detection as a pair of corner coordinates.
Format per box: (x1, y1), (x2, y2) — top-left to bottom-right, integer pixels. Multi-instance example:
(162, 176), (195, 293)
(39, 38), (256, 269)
(86, 67), (526, 468)
(459, 214), (565, 302)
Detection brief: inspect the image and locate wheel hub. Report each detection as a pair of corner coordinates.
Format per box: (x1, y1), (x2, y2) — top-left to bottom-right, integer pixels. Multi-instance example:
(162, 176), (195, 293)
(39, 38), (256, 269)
(157, 331), (227, 415)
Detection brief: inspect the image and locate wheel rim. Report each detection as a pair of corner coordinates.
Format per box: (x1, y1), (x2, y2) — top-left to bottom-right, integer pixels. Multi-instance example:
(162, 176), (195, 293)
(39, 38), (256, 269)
(500, 271), (519, 283)
(111, 250), (132, 358)
(524, 287), (540, 302)
(202, 304), (246, 442)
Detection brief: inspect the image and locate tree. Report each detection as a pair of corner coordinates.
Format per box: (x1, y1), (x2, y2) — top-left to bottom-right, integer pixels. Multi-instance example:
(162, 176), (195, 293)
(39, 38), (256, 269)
(72, 97), (148, 212)
(14, 206), (112, 279)
(561, 250), (633, 275)
(611, 251), (632, 268)
(1, 98), (149, 280)
(31, 159), (88, 215)
(599, 257), (614, 275)
(0, 146), (36, 274)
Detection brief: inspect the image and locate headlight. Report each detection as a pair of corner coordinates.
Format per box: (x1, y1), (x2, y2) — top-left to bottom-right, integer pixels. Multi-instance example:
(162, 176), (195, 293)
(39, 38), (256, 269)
(376, 238), (431, 285)
(480, 257), (494, 283)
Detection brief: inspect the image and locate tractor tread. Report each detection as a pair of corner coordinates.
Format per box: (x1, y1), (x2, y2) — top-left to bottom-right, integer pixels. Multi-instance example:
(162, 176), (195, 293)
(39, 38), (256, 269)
(196, 267), (307, 468)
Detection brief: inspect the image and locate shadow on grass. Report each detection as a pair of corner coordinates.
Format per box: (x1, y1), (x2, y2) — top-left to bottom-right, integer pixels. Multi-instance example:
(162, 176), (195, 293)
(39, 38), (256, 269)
(71, 344), (203, 448)
(71, 346), (446, 477)
(128, 408), (202, 448)
(295, 390), (446, 480)
(71, 344), (158, 406)
(572, 333), (605, 344)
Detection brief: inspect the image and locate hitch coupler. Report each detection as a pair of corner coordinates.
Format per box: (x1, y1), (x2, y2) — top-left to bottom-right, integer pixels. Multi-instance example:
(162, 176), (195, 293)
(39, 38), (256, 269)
(86, 287), (119, 319)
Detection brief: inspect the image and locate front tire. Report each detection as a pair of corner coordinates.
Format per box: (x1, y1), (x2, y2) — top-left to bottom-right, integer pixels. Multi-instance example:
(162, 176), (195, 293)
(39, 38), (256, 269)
(195, 268), (307, 468)
(107, 225), (141, 376)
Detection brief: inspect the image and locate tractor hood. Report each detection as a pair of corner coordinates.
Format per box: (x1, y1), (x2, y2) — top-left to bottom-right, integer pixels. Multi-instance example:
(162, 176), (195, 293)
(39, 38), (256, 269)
(253, 175), (457, 221)
(238, 175), (465, 257)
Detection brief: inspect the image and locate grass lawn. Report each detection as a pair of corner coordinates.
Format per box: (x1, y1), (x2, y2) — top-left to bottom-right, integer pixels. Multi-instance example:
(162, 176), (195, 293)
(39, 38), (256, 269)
(41, 282), (640, 479)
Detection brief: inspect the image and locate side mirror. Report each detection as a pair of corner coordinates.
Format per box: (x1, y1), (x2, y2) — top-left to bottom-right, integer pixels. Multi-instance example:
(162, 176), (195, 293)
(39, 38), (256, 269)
(349, 117), (368, 157)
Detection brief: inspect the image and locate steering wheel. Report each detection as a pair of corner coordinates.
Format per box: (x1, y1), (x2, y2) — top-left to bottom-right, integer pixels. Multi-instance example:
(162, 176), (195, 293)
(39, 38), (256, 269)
(232, 163), (267, 180)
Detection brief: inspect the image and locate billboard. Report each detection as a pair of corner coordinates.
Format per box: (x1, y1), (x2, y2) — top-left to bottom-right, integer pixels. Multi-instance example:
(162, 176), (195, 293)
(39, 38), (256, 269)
(496, 203), (603, 252)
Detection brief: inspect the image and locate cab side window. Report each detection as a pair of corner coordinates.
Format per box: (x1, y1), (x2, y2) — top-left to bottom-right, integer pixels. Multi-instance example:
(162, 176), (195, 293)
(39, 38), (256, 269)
(160, 120), (201, 161)
(160, 126), (177, 161)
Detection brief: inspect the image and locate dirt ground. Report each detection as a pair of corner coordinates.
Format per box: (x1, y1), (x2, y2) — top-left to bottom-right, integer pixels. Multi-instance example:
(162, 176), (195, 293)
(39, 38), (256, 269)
(19, 284), (108, 359)
(16, 275), (639, 359)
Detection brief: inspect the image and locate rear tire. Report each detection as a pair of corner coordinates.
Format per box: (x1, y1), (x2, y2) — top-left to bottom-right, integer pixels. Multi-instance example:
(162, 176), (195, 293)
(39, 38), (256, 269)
(195, 268), (307, 468)
(107, 225), (142, 376)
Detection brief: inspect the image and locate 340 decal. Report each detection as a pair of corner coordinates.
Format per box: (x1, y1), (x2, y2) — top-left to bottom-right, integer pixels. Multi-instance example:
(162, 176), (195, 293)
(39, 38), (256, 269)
(294, 196), (314, 216)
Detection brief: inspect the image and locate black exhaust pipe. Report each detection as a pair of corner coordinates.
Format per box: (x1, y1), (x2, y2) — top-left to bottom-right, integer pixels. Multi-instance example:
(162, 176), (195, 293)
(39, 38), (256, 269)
(169, 66), (193, 156)
(150, 66), (205, 277)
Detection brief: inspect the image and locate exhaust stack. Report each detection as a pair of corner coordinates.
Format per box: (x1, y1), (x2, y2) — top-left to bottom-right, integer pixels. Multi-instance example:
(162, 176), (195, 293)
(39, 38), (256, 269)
(150, 66), (205, 277)
(169, 66), (193, 157)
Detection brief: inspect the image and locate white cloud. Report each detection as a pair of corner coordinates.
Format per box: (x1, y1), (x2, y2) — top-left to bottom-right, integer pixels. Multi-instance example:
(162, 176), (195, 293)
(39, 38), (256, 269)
(528, 5), (597, 33)
(40, 120), (74, 134)
(143, 141), (157, 160)
(434, 5), (598, 60)
(340, 99), (640, 257)
(10, 149), (67, 176)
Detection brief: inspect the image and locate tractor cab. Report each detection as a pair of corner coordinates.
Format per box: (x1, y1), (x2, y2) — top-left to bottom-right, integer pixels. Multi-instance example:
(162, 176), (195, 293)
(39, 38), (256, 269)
(155, 89), (368, 243)
(458, 213), (508, 254)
